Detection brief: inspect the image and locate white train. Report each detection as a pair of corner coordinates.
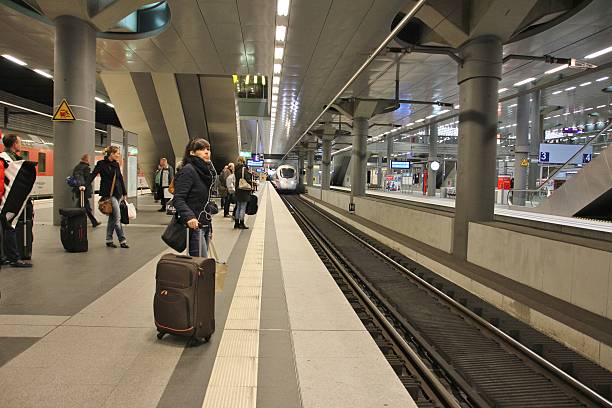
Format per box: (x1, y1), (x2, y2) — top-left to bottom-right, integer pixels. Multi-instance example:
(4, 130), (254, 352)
(272, 164), (299, 193)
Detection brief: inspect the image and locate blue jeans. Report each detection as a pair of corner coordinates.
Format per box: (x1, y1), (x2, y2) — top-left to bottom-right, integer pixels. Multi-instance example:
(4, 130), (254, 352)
(236, 201), (247, 221)
(106, 196), (126, 243)
(189, 225), (209, 257)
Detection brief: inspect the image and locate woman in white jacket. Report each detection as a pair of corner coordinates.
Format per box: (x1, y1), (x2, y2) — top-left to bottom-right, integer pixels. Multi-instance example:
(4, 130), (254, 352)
(226, 165), (236, 219)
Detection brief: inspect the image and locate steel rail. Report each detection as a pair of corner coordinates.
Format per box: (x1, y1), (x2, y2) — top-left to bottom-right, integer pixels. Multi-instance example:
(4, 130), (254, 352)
(283, 195), (465, 408)
(280, 0), (427, 161)
(295, 195), (612, 408)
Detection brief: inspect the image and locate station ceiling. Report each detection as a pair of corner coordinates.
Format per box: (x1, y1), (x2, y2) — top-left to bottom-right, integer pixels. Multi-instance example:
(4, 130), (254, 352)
(0, 0), (610, 158)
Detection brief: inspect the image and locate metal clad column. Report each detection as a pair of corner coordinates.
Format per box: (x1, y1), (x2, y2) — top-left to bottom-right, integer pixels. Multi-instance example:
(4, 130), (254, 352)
(513, 87), (531, 205)
(528, 89), (542, 189)
(376, 155), (383, 188)
(297, 150), (305, 186)
(53, 15), (96, 225)
(321, 138), (332, 190)
(351, 117), (368, 196)
(427, 123), (438, 196)
(453, 36), (502, 258)
(306, 149), (314, 187)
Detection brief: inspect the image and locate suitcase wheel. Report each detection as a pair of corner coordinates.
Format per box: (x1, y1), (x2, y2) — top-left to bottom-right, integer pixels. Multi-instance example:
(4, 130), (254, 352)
(156, 332), (165, 340)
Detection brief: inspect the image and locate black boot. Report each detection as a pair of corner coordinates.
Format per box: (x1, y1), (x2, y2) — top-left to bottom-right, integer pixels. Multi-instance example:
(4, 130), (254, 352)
(234, 220), (240, 229)
(240, 220), (249, 230)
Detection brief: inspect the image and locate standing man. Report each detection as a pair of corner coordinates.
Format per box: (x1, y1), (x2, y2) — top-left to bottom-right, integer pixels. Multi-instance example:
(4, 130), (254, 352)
(218, 164), (230, 217)
(157, 158), (174, 212)
(1, 134), (33, 267)
(73, 154), (100, 227)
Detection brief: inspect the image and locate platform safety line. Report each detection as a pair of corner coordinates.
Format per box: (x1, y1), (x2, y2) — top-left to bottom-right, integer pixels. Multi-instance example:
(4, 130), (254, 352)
(201, 187), (267, 408)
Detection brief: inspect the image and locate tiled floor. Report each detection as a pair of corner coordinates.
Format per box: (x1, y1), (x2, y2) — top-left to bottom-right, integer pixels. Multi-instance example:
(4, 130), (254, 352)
(0, 186), (416, 407)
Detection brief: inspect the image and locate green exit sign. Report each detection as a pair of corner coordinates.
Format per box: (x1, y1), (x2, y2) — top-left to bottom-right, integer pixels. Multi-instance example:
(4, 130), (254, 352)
(239, 151), (252, 158)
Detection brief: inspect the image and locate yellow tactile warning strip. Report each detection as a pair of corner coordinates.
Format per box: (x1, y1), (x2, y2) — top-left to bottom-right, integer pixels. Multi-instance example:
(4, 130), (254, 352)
(202, 188), (267, 408)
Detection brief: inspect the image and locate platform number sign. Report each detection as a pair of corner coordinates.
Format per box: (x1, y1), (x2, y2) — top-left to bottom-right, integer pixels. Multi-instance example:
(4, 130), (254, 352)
(582, 153), (592, 163)
(539, 151), (550, 163)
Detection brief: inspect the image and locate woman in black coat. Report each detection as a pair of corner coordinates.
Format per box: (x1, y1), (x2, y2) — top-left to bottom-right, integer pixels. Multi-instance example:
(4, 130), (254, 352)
(72, 153), (99, 227)
(233, 156), (252, 229)
(89, 146), (128, 248)
(173, 138), (216, 257)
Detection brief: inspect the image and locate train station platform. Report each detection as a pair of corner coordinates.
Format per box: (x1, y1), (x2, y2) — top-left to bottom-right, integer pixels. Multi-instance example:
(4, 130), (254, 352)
(0, 183), (416, 408)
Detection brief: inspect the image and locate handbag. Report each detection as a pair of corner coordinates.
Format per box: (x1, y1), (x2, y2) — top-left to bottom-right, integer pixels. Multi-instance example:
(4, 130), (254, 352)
(98, 173), (116, 215)
(246, 194), (258, 215)
(209, 241), (228, 293)
(238, 167), (251, 190)
(168, 178), (175, 195)
(205, 201), (219, 215)
(161, 215), (187, 253)
(120, 200), (129, 225)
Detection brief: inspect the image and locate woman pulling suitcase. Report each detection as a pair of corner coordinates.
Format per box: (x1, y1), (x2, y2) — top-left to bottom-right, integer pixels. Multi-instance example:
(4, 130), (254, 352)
(155, 138), (217, 346)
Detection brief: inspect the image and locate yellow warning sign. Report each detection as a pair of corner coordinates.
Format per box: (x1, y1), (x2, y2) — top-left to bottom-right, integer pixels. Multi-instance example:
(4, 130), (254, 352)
(520, 159), (529, 167)
(52, 99), (76, 121)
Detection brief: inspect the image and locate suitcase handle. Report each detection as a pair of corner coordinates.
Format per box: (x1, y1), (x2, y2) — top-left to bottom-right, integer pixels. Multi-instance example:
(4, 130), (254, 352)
(80, 190), (84, 208)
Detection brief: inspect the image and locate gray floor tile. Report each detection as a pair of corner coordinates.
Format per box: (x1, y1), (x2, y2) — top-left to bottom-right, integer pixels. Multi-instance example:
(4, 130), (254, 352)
(258, 330), (293, 358)
(0, 337), (38, 367)
(257, 386), (302, 408)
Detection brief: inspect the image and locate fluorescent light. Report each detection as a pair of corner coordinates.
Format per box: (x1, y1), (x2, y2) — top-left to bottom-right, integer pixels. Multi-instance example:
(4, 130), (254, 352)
(106, 103), (114, 108)
(275, 25), (286, 42)
(513, 77), (536, 87)
(277, 0), (290, 16)
(596, 76), (609, 82)
(545, 65), (568, 75)
(0, 100), (51, 117)
(426, 114), (436, 119)
(584, 107), (593, 111)
(585, 46), (612, 59)
(406, 122), (414, 126)
(33, 69), (52, 79)
(415, 118), (425, 123)
(544, 116), (551, 120)
(273, 76), (280, 85)
(272, 86), (279, 94)
(453, 104), (460, 109)
(552, 90), (562, 95)
(438, 109), (450, 115)
(509, 103), (517, 107)
(274, 47), (284, 60)
(579, 82), (591, 86)
(2, 54), (27, 66)
(564, 86), (576, 91)
(273, 63), (282, 74)
(95, 97), (105, 103)
(498, 88), (509, 93)
(553, 114), (561, 118)
(596, 104), (605, 108)
(563, 112), (570, 115)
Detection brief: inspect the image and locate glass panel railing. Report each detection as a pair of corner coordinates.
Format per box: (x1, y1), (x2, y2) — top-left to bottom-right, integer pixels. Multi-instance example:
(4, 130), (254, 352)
(508, 120), (612, 208)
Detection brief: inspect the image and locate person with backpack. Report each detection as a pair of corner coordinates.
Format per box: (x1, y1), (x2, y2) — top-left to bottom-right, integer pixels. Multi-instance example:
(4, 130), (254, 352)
(172, 138), (216, 257)
(88, 146), (129, 248)
(233, 156), (252, 230)
(72, 154), (100, 228)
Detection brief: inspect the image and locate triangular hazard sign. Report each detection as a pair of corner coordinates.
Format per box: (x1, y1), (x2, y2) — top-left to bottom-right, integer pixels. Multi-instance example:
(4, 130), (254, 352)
(52, 99), (76, 121)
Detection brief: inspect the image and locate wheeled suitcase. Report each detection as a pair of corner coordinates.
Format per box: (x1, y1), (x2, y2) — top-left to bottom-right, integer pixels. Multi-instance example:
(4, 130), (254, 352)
(154, 231), (215, 346)
(59, 191), (88, 253)
(16, 199), (33, 260)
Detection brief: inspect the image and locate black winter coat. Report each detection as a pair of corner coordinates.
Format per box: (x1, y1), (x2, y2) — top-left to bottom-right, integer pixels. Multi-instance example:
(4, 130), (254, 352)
(234, 164), (252, 203)
(72, 161), (93, 198)
(173, 156), (216, 226)
(89, 158), (126, 199)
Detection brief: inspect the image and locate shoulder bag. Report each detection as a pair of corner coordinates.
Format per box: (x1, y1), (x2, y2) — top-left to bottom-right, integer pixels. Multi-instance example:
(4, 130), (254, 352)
(238, 167), (252, 190)
(161, 215), (187, 253)
(98, 172), (116, 215)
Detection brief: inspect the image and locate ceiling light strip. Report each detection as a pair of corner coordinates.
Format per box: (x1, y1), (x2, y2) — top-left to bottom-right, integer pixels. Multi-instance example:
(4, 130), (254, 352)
(282, 0), (426, 160)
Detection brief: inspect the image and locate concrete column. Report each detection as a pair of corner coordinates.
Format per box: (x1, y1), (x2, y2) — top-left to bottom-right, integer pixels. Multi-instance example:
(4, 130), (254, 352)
(53, 16), (97, 225)
(306, 149), (314, 187)
(453, 36), (502, 258)
(513, 87), (530, 205)
(386, 134), (394, 164)
(297, 151), (305, 185)
(376, 155), (383, 188)
(351, 117), (368, 196)
(427, 123), (438, 196)
(528, 89), (543, 189)
(321, 139), (332, 190)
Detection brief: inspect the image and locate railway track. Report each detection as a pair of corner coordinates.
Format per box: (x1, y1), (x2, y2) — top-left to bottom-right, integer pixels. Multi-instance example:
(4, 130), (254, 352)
(281, 194), (612, 408)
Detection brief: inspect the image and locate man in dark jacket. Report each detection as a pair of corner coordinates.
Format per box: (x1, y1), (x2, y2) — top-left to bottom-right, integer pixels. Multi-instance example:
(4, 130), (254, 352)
(73, 154), (100, 227)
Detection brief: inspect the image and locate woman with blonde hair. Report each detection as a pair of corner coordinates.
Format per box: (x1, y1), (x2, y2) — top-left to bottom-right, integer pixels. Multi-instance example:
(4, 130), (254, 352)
(233, 156), (252, 229)
(89, 146), (128, 248)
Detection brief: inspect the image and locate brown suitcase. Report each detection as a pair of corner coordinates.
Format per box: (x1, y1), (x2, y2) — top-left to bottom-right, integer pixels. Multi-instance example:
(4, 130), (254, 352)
(154, 253), (215, 346)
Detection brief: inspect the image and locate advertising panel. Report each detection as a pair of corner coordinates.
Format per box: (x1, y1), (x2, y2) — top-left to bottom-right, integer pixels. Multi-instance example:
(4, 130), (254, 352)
(390, 160), (410, 169)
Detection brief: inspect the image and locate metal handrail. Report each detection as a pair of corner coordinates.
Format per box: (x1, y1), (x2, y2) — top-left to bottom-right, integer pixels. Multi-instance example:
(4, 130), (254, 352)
(280, 0), (427, 161)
